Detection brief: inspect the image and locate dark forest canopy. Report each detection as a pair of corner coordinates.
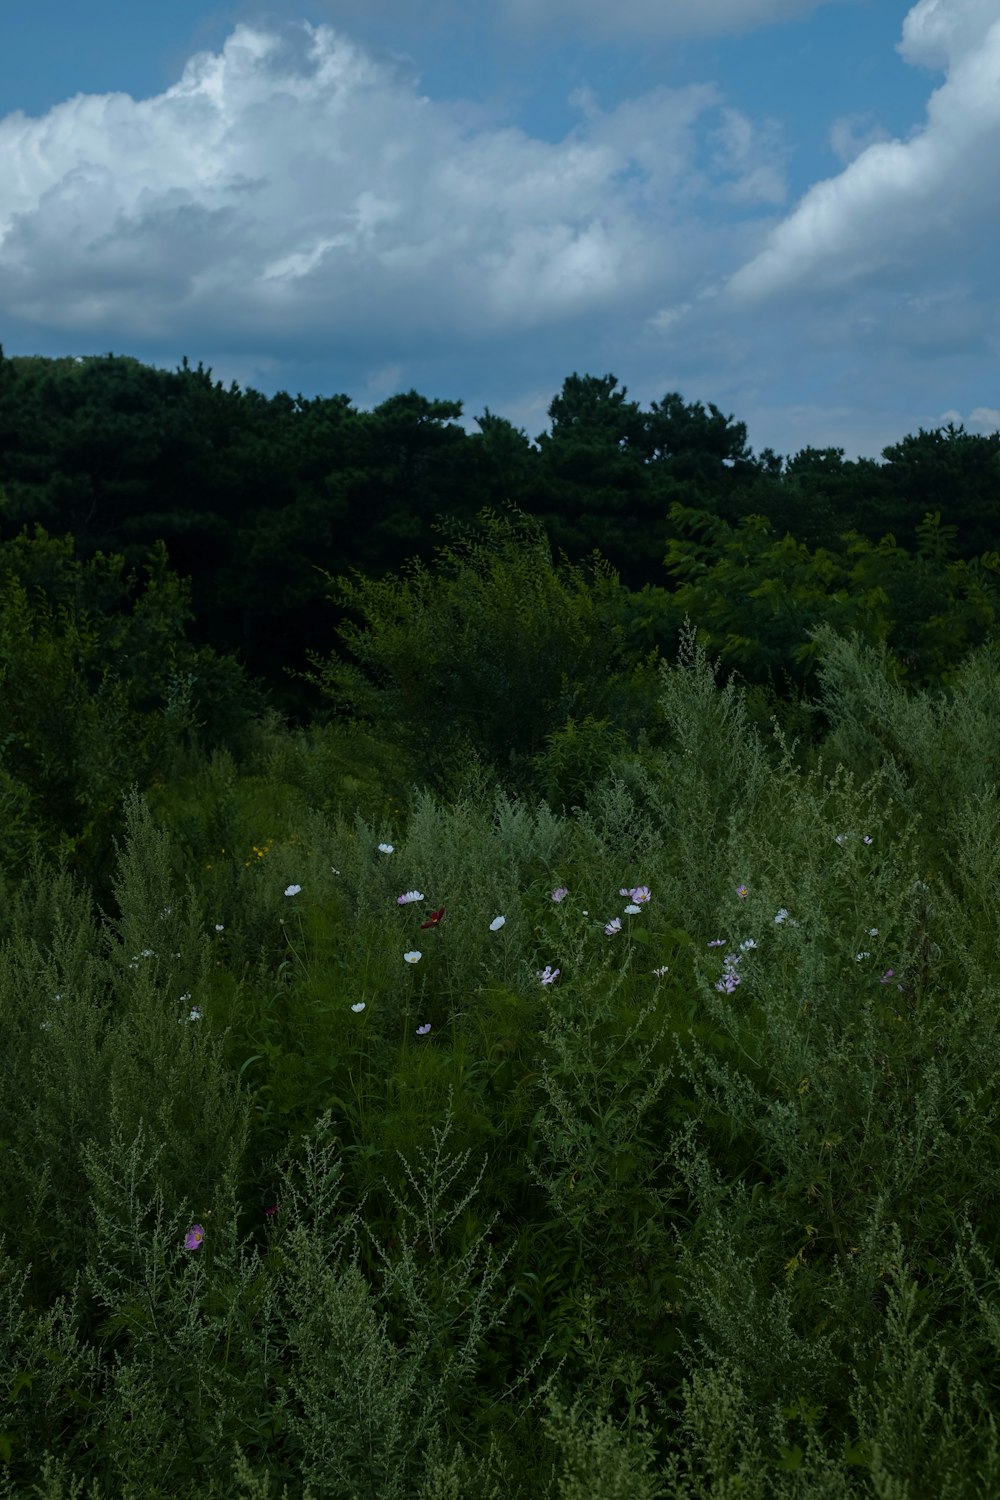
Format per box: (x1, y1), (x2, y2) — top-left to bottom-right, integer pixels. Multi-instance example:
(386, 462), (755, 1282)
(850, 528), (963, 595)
(1, 345), (998, 723)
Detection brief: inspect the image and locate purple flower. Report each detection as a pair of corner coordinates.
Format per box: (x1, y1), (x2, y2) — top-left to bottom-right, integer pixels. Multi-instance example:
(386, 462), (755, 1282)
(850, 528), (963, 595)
(715, 973), (742, 994)
(708, 938), (726, 948)
(538, 965), (560, 985)
(396, 890), (424, 905)
(416, 1022), (431, 1036)
(184, 1224), (205, 1251)
(551, 887), (568, 903)
(604, 917), (623, 936)
(736, 884), (749, 899)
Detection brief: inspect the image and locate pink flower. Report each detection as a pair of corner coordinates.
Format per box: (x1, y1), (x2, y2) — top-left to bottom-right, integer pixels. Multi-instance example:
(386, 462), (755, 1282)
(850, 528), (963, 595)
(538, 965), (560, 985)
(184, 1224), (205, 1251)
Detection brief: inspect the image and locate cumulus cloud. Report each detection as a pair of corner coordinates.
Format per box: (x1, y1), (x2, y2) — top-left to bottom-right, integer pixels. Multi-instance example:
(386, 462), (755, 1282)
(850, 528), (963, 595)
(725, 0), (1000, 305)
(828, 112), (891, 165)
(0, 20), (785, 354)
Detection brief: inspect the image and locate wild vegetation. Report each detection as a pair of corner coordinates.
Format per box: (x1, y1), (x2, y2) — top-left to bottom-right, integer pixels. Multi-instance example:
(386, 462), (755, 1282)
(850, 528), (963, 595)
(1, 350), (1000, 1495)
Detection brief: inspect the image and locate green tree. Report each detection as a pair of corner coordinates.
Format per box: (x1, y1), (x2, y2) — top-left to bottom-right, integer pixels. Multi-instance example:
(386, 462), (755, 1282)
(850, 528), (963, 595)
(303, 504), (643, 795)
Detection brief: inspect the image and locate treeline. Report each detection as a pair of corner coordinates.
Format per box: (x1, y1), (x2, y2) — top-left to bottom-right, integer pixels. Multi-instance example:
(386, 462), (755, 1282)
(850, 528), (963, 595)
(2, 347), (998, 722)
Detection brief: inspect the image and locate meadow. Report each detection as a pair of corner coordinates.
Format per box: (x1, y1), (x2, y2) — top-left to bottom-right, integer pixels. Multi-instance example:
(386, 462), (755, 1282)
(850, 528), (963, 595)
(3, 620), (1000, 1497)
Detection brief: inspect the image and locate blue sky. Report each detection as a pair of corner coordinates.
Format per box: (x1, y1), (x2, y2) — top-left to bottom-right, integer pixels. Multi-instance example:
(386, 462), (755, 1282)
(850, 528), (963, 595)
(1, 0), (997, 460)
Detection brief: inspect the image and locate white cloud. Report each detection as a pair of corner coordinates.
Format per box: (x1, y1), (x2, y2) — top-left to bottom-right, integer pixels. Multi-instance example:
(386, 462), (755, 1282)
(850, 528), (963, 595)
(967, 406), (1000, 433)
(0, 20), (787, 353)
(828, 112), (890, 165)
(725, 0), (1000, 305)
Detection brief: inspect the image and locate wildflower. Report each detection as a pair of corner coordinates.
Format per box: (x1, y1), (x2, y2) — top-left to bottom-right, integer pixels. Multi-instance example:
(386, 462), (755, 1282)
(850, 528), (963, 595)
(652, 966), (669, 977)
(214, 923), (225, 932)
(774, 908), (789, 924)
(404, 951), (422, 964)
(880, 969), (895, 983)
(284, 884), (302, 897)
(416, 1022), (431, 1036)
(161, 906), (173, 919)
(736, 884), (749, 898)
(351, 1002), (366, 1012)
(624, 904), (641, 915)
(855, 951), (870, 962)
(263, 1204), (278, 1219)
(184, 1224), (205, 1251)
(716, 972), (742, 993)
(868, 928), (879, 937)
(331, 867), (341, 874)
(419, 906), (445, 929)
(604, 917), (622, 936)
(538, 965), (560, 985)
(835, 833), (849, 845)
(630, 886), (652, 904)
(489, 916), (506, 931)
(863, 835), (874, 845)
(551, 886), (568, 902)
(187, 1007), (203, 1022)
(708, 938), (726, 948)
(378, 843), (394, 854)
(396, 890), (424, 905)
(739, 938), (757, 951)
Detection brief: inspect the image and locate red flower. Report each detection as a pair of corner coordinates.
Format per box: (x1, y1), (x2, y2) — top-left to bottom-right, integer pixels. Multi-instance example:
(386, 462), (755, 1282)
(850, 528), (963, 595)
(419, 906), (445, 929)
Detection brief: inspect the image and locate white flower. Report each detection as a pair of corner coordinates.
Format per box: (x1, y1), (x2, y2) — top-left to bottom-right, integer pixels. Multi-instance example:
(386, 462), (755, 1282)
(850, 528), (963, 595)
(623, 904), (641, 915)
(868, 928), (879, 936)
(397, 890), (424, 905)
(351, 1002), (366, 1012)
(604, 917), (622, 936)
(739, 938), (757, 951)
(855, 951), (870, 962)
(404, 950), (422, 964)
(284, 884), (302, 896)
(378, 843), (394, 854)
(489, 915), (506, 931)
(187, 1007), (203, 1022)
(652, 966), (669, 977)
(774, 908), (789, 924)
(214, 923), (225, 932)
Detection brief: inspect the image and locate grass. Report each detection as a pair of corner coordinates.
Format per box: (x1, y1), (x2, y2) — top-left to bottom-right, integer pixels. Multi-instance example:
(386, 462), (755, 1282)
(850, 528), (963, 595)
(3, 631), (1000, 1495)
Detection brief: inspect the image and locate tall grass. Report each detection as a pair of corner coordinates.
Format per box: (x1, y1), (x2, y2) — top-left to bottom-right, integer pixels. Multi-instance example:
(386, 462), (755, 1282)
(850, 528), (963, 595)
(3, 632), (1000, 1495)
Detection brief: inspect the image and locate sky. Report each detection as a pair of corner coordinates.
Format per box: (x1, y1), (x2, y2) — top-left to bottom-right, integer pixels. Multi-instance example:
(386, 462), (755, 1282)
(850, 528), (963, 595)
(0, 0), (997, 462)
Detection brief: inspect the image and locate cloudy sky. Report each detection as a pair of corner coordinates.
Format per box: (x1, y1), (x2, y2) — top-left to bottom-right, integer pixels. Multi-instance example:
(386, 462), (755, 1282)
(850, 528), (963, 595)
(1, 0), (997, 460)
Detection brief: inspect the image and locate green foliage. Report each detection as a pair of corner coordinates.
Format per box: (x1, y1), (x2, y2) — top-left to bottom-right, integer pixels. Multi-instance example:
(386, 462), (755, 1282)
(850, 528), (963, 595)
(0, 527), (267, 894)
(305, 504), (644, 797)
(662, 501), (1000, 700)
(8, 468), (1000, 1496)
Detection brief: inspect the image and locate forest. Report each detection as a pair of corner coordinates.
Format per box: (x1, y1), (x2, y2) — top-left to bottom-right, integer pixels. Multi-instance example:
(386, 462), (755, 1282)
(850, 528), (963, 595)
(1, 345), (1000, 1496)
